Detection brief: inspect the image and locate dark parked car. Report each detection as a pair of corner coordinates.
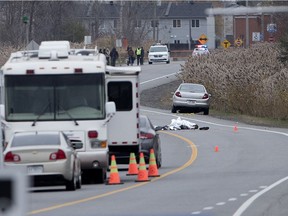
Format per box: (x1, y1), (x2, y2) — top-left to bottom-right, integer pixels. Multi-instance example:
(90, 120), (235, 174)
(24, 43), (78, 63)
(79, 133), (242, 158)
(139, 115), (162, 168)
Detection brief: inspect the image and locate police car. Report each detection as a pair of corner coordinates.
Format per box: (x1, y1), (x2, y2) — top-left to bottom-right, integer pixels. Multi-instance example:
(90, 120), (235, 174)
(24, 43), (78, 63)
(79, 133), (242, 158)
(192, 45), (210, 57)
(148, 43), (170, 64)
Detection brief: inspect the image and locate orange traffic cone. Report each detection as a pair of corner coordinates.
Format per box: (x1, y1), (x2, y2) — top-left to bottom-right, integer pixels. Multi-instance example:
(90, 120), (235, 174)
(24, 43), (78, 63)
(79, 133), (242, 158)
(148, 149), (160, 177)
(214, 145), (219, 152)
(135, 152), (150, 182)
(233, 125), (238, 132)
(106, 155), (123, 185)
(126, 152), (138, 176)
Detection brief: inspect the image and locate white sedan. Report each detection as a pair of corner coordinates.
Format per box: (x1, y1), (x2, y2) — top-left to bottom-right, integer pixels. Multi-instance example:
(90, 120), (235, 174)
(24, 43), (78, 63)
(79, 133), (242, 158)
(3, 131), (82, 191)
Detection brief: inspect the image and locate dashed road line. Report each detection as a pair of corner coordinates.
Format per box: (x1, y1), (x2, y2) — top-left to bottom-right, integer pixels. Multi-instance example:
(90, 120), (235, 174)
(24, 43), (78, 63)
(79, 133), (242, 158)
(228, 198), (238, 201)
(203, 206), (214, 210)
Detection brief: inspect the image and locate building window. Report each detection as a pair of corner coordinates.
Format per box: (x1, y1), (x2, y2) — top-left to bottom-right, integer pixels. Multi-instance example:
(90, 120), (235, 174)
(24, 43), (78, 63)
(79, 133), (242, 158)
(173, 19), (181, 28)
(99, 20), (105, 29)
(135, 20), (141, 28)
(113, 19), (117, 29)
(192, 19), (200, 27)
(174, 40), (180, 44)
(151, 20), (158, 27)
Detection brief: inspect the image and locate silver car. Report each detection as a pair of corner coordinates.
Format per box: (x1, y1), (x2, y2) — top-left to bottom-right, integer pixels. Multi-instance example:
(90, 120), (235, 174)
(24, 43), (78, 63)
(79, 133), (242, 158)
(172, 83), (211, 115)
(3, 131), (82, 191)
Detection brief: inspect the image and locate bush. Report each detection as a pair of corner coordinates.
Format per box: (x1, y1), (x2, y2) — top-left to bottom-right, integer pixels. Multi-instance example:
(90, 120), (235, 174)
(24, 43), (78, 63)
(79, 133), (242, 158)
(179, 42), (288, 120)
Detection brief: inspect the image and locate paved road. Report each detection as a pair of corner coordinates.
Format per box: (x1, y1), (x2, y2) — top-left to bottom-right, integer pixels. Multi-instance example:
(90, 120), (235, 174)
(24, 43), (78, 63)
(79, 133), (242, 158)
(26, 62), (288, 216)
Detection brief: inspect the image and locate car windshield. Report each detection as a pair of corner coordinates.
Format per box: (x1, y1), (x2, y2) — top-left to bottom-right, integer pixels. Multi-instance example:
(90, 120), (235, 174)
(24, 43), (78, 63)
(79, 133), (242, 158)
(149, 47), (167, 52)
(180, 84), (205, 93)
(5, 73), (105, 121)
(11, 133), (60, 147)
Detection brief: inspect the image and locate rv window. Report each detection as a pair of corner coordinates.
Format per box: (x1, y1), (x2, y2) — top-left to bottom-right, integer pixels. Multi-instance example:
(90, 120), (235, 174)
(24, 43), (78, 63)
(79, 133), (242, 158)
(108, 81), (132, 111)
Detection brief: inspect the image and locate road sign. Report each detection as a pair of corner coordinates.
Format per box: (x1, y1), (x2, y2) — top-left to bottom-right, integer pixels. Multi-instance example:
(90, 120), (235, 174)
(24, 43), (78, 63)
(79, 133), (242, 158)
(252, 32), (261, 42)
(267, 23), (277, 33)
(221, 39), (231, 49)
(198, 34), (208, 45)
(235, 38), (243, 47)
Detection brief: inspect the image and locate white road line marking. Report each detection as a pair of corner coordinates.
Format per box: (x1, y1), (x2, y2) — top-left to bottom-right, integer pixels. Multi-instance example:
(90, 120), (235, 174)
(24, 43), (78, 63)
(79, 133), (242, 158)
(203, 206), (214, 210)
(191, 211), (201, 215)
(140, 72), (179, 84)
(240, 193), (248, 197)
(233, 177), (288, 216)
(141, 109), (288, 216)
(216, 202), (226, 206)
(249, 190), (258, 193)
(228, 198), (237, 201)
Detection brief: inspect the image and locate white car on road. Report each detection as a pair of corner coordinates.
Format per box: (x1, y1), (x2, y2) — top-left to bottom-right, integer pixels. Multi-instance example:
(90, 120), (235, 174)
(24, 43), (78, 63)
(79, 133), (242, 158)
(148, 44), (170, 64)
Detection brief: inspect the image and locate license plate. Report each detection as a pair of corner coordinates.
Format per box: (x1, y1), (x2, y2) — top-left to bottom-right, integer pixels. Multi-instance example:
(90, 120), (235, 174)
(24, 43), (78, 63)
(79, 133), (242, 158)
(187, 100), (196, 104)
(27, 165), (43, 174)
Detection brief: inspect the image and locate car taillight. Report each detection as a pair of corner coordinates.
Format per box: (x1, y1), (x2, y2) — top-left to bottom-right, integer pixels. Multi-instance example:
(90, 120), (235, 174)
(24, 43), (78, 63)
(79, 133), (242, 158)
(175, 91), (181, 97)
(49, 149), (66, 160)
(4, 151), (21, 162)
(88, 130), (98, 139)
(140, 132), (154, 139)
(202, 93), (209, 99)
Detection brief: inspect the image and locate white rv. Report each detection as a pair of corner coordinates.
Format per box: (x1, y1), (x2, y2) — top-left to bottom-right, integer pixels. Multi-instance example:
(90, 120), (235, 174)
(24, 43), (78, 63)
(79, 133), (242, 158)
(0, 41), (141, 183)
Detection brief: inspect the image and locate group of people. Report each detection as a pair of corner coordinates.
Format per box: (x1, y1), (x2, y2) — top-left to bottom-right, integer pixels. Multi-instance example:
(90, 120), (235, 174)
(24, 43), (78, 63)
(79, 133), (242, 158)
(99, 45), (145, 67)
(99, 47), (119, 66)
(127, 46), (144, 66)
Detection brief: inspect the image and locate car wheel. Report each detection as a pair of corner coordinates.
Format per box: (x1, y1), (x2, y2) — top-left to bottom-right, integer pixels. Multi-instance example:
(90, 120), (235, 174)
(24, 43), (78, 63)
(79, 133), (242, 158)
(156, 150), (162, 168)
(166, 60), (170, 64)
(66, 171), (77, 191)
(95, 169), (107, 184)
(149, 62), (152, 64)
(171, 105), (177, 113)
(203, 108), (209, 115)
(76, 173), (82, 189)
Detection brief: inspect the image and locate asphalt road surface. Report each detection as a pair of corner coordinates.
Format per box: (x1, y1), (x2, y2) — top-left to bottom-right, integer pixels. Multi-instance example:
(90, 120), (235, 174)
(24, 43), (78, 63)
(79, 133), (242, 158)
(26, 107), (288, 216)
(15, 61), (288, 216)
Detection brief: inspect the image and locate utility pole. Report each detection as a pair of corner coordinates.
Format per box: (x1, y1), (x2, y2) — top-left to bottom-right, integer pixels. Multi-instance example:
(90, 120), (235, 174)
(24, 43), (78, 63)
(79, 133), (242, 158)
(119, 1), (123, 40)
(245, 0), (249, 47)
(153, 2), (156, 42)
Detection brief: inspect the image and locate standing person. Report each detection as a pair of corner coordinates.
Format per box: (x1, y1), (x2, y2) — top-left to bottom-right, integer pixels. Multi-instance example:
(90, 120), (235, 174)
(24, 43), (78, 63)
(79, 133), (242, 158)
(127, 47), (134, 66)
(140, 47), (144, 65)
(110, 47), (119, 66)
(103, 48), (110, 65)
(135, 47), (142, 66)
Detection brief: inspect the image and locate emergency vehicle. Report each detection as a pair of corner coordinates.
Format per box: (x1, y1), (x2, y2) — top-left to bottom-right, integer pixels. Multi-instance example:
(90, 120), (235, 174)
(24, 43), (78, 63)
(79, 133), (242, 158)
(0, 41), (141, 183)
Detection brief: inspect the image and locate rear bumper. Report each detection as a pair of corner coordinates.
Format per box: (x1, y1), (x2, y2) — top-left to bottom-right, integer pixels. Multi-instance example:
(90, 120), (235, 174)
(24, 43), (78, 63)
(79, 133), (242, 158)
(4, 162), (73, 184)
(78, 150), (108, 170)
(173, 100), (209, 109)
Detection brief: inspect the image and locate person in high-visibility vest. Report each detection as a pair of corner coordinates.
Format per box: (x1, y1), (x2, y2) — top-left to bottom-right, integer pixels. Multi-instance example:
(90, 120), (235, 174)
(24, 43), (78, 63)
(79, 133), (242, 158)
(135, 47), (142, 66)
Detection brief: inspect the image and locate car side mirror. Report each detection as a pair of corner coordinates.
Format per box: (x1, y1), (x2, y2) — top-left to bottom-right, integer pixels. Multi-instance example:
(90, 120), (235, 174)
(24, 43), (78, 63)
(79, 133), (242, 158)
(106, 101), (116, 117)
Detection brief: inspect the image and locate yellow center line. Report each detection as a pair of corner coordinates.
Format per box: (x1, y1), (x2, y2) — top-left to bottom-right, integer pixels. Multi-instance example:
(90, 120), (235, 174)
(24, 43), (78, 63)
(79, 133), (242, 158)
(28, 131), (197, 215)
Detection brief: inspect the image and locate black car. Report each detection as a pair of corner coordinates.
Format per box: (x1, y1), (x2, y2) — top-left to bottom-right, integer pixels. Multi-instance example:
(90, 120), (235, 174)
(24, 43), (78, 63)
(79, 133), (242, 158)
(139, 115), (162, 168)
